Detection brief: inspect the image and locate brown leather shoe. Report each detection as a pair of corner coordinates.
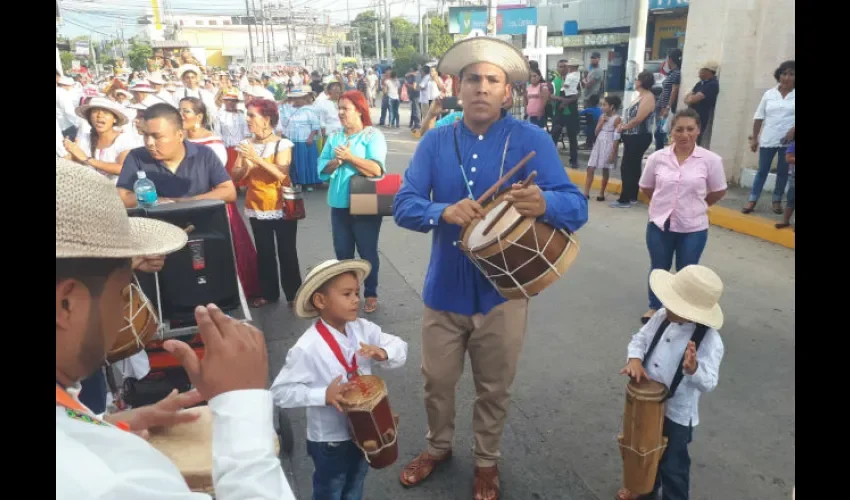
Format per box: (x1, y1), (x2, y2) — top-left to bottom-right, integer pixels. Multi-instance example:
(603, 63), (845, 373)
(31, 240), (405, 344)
(474, 465), (500, 500)
(399, 450), (452, 487)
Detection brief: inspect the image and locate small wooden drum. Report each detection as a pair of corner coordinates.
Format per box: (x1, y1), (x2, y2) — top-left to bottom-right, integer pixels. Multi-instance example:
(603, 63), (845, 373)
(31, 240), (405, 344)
(339, 375), (399, 469)
(618, 379), (669, 494)
(107, 277), (160, 363)
(148, 406), (280, 493)
(459, 189), (580, 299)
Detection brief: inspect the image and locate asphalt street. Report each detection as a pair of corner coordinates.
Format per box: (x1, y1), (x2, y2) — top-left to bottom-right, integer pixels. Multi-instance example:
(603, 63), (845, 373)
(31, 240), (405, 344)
(248, 107), (795, 500)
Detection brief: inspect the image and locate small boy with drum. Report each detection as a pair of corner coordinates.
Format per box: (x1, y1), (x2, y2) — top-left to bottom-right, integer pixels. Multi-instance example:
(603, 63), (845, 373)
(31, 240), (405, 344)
(271, 259), (408, 500)
(617, 265), (726, 500)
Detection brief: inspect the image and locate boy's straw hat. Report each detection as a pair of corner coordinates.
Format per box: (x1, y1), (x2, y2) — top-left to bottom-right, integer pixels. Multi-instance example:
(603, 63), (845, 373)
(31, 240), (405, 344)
(649, 265), (724, 329)
(294, 259), (371, 319)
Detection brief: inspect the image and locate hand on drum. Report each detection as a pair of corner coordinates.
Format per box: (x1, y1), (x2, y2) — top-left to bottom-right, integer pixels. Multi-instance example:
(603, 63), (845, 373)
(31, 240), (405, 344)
(620, 358), (649, 383)
(683, 341), (698, 375)
(442, 198), (485, 226)
(505, 183), (547, 217)
(106, 389), (204, 439)
(132, 255), (166, 273)
(326, 375), (353, 412)
(358, 342), (388, 361)
(163, 304), (269, 401)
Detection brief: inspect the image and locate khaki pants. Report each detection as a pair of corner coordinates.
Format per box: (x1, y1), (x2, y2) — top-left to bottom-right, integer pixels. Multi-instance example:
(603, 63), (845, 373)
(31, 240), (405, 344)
(421, 299), (529, 467)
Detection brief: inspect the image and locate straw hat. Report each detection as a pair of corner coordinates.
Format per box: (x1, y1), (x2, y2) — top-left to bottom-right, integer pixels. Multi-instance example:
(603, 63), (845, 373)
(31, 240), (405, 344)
(147, 72), (167, 85)
(56, 158), (188, 259)
(130, 82), (157, 93)
(222, 89), (242, 101)
(294, 259), (372, 319)
(701, 60), (720, 74)
(438, 36), (529, 83)
(115, 89), (133, 99)
(75, 97), (130, 127)
(649, 265), (724, 329)
(286, 85), (312, 98)
(177, 64), (202, 79)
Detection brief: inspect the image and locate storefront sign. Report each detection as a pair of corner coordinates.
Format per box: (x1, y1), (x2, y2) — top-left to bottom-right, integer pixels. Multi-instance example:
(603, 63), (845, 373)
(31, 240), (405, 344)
(449, 6), (538, 35)
(448, 7), (488, 35)
(550, 33), (630, 47)
(497, 8), (537, 36)
(650, 0), (689, 10)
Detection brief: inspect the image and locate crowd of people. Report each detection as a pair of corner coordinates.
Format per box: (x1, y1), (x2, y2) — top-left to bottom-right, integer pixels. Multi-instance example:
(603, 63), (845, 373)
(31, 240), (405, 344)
(56, 35), (791, 500)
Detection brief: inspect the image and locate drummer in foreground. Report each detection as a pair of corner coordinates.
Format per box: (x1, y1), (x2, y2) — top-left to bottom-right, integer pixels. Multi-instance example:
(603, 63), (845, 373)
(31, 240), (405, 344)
(618, 265), (725, 500)
(55, 158), (296, 500)
(393, 36), (587, 500)
(271, 259), (408, 500)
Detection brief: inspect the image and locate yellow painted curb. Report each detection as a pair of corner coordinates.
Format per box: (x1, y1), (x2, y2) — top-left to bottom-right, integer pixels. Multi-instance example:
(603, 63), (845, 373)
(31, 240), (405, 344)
(565, 169), (795, 249)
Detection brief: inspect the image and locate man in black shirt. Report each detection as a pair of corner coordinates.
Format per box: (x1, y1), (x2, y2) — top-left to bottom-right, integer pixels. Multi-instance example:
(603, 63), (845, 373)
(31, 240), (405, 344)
(684, 60), (720, 146)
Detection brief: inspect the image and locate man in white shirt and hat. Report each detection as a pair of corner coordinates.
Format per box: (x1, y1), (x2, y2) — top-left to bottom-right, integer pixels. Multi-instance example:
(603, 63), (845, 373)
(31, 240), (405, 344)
(57, 72), (80, 140)
(175, 64), (217, 115)
(129, 81), (163, 108)
(55, 158), (296, 500)
(147, 72), (173, 105)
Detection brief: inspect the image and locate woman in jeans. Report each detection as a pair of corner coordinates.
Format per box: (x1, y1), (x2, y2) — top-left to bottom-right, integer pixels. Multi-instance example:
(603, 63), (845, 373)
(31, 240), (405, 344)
(318, 90), (387, 313)
(525, 67), (549, 128)
(384, 70), (401, 128)
(231, 98), (303, 308)
(611, 71), (656, 208)
(742, 60), (795, 215)
(638, 109), (727, 323)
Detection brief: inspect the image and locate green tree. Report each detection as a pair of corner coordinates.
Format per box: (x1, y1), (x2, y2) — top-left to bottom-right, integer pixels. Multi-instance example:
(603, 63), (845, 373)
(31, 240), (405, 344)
(391, 18), (418, 50)
(127, 38), (153, 72)
(392, 46), (428, 75)
(351, 10), (378, 59)
(426, 14), (453, 59)
(59, 51), (75, 72)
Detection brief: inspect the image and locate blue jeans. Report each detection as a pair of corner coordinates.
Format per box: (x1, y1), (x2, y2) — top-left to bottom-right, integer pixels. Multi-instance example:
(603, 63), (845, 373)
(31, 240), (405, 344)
(786, 175), (795, 210)
(646, 221), (708, 310)
(379, 95), (389, 125)
(331, 208), (382, 297)
(409, 99), (421, 128)
(651, 418), (693, 500)
(307, 440), (368, 500)
(747, 147), (789, 203)
(389, 99), (400, 127)
(654, 117), (668, 151)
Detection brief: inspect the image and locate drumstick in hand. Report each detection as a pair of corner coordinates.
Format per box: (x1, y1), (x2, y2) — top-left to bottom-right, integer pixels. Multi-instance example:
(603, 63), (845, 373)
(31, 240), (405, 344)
(474, 151), (536, 205)
(482, 171), (538, 236)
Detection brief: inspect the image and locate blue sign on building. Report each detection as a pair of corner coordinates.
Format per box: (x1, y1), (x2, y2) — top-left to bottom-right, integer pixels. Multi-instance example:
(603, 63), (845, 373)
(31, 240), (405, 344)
(497, 7), (537, 35)
(649, 0), (689, 9)
(448, 6), (538, 35)
(448, 7), (488, 35)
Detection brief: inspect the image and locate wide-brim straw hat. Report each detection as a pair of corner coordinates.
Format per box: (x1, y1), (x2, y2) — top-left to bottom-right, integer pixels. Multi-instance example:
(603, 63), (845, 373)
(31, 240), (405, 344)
(294, 259), (371, 319)
(222, 89), (242, 101)
(147, 72), (167, 85)
(649, 265), (724, 329)
(438, 36), (529, 83)
(701, 60), (720, 74)
(56, 158), (188, 259)
(177, 64), (202, 79)
(75, 97), (130, 127)
(130, 82), (157, 93)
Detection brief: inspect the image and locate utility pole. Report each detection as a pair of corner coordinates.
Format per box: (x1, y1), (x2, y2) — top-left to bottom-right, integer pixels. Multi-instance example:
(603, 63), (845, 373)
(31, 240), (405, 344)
(245, 0), (255, 64)
(384, 0), (392, 59)
(486, 0), (496, 35)
(374, 17), (381, 60)
(418, 0), (423, 54)
(286, 0), (294, 60)
(424, 16), (429, 56)
(624, 0), (649, 109)
(259, 0), (268, 63)
(269, 6), (276, 61)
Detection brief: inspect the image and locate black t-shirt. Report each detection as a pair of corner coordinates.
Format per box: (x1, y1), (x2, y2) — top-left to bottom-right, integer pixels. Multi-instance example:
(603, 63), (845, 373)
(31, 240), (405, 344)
(405, 74), (421, 99)
(690, 77), (720, 126)
(311, 81), (324, 94)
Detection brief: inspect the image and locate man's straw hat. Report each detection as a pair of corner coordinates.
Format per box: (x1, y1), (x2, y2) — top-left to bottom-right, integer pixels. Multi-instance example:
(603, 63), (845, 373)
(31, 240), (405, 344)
(649, 265), (724, 329)
(438, 36), (529, 83)
(294, 259), (371, 319)
(56, 159), (188, 259)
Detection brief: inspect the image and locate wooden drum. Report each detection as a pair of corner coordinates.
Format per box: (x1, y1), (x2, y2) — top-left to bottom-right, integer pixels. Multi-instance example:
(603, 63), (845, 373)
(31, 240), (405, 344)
(618, 379), (669, 494)
(339, 375), (399, 469)
(459, 189), (579, 299)
(107, 277), (160, 363)
(148, 406), (280, 494)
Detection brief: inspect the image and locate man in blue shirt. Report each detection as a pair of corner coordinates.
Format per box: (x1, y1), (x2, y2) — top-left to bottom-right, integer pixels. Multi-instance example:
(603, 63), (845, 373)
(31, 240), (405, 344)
(117, 103), (236, 207)
(393, 37), (588, 499)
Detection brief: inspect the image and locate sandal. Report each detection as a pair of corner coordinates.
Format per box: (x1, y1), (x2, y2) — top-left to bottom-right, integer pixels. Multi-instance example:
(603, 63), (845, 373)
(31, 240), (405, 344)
(251, 297), (270, 308)
(399, 450), (452, 487)
(474, 465), (500, 500)
(597, 195), (606, 202)
(741, 202), (756, 214)
(775, 223), (792, 229)
(615, 487), (656, 500)
(641, 309), (657, 324)
(364, 297), (378, 313)
(772, 202), (783, 214)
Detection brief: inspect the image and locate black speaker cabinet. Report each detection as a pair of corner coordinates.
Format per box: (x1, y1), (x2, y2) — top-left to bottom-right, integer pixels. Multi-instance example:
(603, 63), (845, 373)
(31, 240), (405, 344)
(127, 200), (240, 324)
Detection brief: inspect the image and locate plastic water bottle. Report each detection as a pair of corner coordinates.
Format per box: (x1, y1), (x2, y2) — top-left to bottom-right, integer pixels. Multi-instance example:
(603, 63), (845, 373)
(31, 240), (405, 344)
(134, 171), (158, 208)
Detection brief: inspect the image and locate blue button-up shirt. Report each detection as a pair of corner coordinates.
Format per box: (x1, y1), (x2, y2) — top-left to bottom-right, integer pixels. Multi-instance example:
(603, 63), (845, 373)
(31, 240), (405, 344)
(393, 113), (588, 316)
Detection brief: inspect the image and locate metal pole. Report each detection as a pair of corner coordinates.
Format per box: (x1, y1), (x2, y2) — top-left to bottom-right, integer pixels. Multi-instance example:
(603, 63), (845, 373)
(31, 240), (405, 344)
(90, 34), (98, 77)
(384, 0), (392, 59)
(270, 9), (276, 61)
(624, 0), (649, 109)
(245, 0), (255, 64)
(260, 0), (268, 63)
(418, 0), (423, 54)
(287, 0), (295, 60)
(425, 17), (429, 56)
(375, 17), (380, 60)
(486, 0), (496, 35)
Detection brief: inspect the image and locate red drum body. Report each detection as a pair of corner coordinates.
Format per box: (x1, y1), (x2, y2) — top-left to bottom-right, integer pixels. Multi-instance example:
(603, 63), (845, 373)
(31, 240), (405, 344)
(339, 375), (399, 469)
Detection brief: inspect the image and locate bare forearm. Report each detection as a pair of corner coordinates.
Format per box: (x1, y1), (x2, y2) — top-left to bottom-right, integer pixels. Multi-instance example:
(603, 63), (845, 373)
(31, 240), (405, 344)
(87, 159), (123, 176)
(348, 156), (382, 177)
(640, 188), (654, 200)
(254, 156), (288, 182)
(191, 183), (237, 203)
(752, 120), (763, 141)
(119, 189), (138, 208)
(322, 159), (342, 175)
(705, 190), (726, 206)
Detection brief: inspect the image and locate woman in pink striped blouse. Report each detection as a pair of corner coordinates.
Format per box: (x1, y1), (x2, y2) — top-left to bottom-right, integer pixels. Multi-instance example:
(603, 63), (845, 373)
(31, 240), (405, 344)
(637, 108), (728, 323)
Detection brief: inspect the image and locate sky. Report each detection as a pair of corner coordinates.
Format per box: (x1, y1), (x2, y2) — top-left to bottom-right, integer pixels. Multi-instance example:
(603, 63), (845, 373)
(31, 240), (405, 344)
(57, 0), (451, 40)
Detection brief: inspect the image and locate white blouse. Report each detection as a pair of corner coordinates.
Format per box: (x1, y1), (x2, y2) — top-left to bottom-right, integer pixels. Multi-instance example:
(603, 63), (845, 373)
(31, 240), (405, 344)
(754, 86), (795, 148)
(77, 130), (138, 183)
(214, 110), (250, 148)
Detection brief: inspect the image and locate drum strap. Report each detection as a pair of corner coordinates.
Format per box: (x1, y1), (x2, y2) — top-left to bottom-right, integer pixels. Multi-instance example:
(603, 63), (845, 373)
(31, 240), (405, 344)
(315, 320), (359, 380)
(644, 320), (710, 401)
(55, 385), (130, 432)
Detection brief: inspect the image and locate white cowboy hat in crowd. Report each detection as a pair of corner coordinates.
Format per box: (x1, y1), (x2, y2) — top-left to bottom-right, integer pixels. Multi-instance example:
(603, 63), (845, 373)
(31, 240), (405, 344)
(126, 102), (148, 111)
(114, 89), (134, 99)
(177, 64), (202, 79)
(293, 259), (372, 319)
(147, 72), (167, 85)
(56, 158), (188, 259)
(58, 76), (75, 87)
(129, 82), (157, 93)
(245, 87), (275, 101)
(438, 36), (529, 83)
(75, 97), (130, 127)
(286, 85), (313, 99)
(649, 265), (724, 329)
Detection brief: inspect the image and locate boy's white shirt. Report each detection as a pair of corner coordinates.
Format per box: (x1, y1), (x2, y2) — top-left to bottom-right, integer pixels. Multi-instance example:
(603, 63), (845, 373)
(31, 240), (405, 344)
(626, 308), (724, 427)
(270, 318), (408, 442)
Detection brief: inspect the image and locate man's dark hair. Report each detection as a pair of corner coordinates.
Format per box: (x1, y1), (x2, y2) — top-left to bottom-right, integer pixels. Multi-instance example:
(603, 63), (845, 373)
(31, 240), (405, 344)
(421, 65), (430, 74)
(636, 71), (655, 91)
(143, 103), (183, 130)
(773, 60), (795, 82)
(558, 59), (568, 64)
(591, 52), (601, 59)
(326, 81), (343, 93)
(56, 258), (131, 297)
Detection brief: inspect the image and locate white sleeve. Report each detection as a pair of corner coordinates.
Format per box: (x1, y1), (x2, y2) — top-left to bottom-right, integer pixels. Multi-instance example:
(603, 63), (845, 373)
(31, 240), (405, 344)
(208, 390), (297, 500)
(56, 121), (67, 157)
(753, 91), (769, 120)
(269, 342), (327, 409)
(684, 330), (724, 393)
(363, 320), (408, 370)
(627, 310), (666, 361)
(213, 112), (223, 136)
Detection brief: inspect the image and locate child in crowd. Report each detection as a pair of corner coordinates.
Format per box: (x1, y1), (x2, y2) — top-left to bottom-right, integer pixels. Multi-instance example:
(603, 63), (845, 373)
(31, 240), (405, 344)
(776, 140), (795, 230)
(580, 94), (603, 149)
(584, 95), (622, 201)
(616, 265), (725, 500)
(271, 259), (408, 500)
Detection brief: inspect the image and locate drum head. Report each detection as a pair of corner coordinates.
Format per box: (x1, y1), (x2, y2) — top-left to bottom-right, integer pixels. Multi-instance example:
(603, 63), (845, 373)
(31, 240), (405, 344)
(466, 200), (524, 251)
(626, 378), (668, 401)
